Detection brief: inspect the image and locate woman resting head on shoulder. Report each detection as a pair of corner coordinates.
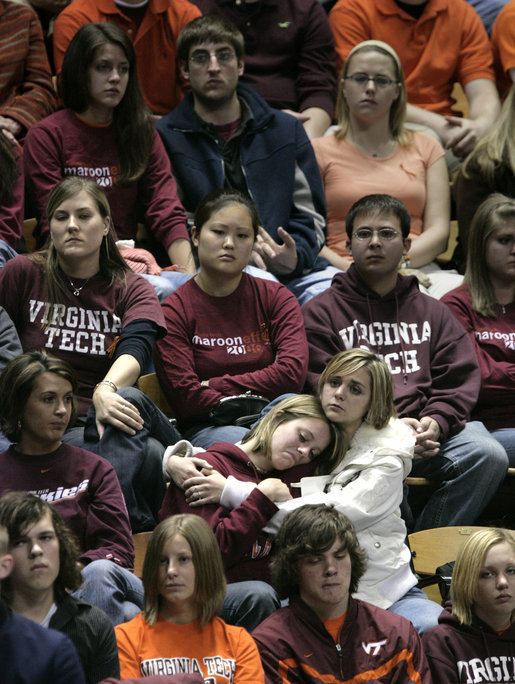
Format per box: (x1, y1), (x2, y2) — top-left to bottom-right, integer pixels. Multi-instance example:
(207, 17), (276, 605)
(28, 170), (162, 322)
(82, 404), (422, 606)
(160, 394), (343, 631)
(0, 491), (120, 683)
(422, 528), (515, 683)
(154, 188), (309, 449)
(115, 514), (265, 682)
(442, 193), (515, 465)
(178, 350), (443, 634)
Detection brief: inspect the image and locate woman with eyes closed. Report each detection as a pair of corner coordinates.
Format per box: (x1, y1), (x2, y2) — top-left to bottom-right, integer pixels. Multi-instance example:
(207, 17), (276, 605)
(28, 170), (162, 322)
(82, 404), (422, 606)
(159, 394), (343, 631)
(442, 193), (515, 466)
(115, 514), (265, 682)
(422, 528), (515, 683)
(154, 189), (309, 449)
(174, 350), (443, 634)
(24, 22), (194, 293)
(312, 40), (462, 299)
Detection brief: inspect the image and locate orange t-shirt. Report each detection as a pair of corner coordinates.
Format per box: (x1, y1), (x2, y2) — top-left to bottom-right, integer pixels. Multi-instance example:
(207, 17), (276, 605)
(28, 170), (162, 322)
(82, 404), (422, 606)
(312, 131), (443, 257)
(115, 613), (265, 683)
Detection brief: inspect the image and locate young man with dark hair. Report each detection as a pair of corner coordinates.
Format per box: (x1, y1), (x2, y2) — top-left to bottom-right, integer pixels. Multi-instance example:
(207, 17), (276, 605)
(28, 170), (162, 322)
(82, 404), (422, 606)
(156, 15), (339, 304)
(302, 194), (509, 531)
(0, 520), (87, 684)
(252, 505), (430, 683)
(0, 492), (119, 684)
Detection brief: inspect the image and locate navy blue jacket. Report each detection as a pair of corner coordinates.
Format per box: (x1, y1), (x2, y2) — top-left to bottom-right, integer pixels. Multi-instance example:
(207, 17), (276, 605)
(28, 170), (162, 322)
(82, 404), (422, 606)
(155, 83), (327, 279)
(0, 601), (86, 683)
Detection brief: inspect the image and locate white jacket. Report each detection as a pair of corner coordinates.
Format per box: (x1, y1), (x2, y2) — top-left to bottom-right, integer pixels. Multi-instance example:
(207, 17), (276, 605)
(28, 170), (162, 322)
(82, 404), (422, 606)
(222, 417), (417, 609)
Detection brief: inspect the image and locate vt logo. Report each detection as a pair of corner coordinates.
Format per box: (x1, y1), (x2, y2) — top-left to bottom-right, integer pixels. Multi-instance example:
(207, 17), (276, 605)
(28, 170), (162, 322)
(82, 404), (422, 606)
(361, 639), (388, 656)
(278, 21), (291, 28)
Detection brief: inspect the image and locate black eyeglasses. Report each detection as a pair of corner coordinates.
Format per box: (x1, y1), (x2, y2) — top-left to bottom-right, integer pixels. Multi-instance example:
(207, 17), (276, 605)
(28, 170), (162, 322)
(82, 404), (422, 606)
(345, 73), (398, 89)
(189, 48), (236, 67)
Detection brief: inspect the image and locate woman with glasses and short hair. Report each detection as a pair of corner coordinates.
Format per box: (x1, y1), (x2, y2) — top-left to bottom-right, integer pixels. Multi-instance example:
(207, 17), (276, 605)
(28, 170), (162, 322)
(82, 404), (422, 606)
(312, 40), (461, 298)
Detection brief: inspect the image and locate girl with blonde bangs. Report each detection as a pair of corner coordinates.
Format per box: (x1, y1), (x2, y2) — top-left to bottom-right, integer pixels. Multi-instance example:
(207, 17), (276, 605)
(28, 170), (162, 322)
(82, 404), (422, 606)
(116, 514), (265, 681)
(313, 40), (461, 298)
(423, 528), (515, 683)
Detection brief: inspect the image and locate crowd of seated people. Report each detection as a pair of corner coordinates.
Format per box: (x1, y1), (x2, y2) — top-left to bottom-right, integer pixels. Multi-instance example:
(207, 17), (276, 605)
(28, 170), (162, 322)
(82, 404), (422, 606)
(0, 1), (513, 681)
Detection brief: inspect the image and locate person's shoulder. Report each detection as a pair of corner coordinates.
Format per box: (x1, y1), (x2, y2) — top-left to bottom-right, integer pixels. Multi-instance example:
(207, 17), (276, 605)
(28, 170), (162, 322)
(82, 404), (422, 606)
(1, 0), (38, 21)
(354, 598), (417, 634)
(1, 254), (37, 277)
(440, 283), (471, 306)
(115, 610), (146, 639)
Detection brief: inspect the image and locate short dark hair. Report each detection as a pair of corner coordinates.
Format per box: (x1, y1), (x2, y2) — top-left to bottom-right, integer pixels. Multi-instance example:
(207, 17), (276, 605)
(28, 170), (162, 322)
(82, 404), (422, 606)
(0, 350), (77, 442)
(194, 189), (260, 241)
(345, 194), (411, 239)
(0, 492), (82, 601)
(177, 15), (245, 65)
(270, 505), (367, 601)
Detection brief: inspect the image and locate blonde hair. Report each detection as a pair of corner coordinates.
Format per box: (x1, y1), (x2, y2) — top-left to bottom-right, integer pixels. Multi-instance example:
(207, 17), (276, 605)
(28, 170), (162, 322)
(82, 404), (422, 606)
(462, 86), (515, 186)
(142, 515), (226, 627)
(335, 40), (410, 145)
(319, 349), (395, 431)
(240, 394), (346, 474)
(451, 528), (515, 626)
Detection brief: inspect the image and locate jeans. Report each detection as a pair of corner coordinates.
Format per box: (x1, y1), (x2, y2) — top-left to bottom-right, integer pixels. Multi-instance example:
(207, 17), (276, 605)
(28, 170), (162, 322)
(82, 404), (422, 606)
(141, 271), (193, 303)
(0, 430), (11, 452)
(388, 586), (443, 634)
(0, 239), (17, 269)
(409, 421), (509, 530)
(74, 559), (143, 626)
(221, 581), (280, 632)
(184, 424), (250, 450)
(82, 387), (181, 532)
(285, 265), (341, 306)
(491, 428), (515, 467)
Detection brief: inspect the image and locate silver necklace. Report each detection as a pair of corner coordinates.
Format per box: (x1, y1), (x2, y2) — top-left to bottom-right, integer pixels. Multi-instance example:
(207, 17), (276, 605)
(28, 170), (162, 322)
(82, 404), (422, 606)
(69, 277), (91, 296)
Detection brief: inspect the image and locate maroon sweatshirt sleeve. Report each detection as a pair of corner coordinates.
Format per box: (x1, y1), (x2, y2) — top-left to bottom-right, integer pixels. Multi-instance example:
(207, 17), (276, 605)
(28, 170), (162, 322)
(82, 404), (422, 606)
(80, 455), (135, 569)
(138, 131), (189, 252)
(23, 116), (64, 240)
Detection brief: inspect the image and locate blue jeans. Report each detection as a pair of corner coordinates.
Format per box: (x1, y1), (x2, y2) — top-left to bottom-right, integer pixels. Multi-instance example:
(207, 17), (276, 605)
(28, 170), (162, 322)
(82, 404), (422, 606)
(0, 430), (11, 452)
(409, 421), (508, 530)
(285, 265), (341, 306)
(74, 559), (143, 626)
(491, 428), (515, 467)
(0, 239), (17, 269)
(388, 586), (443, 634)
(141, 271), (193, 302)
(82, 387), (181, 532)
(184, 424), (250, 449)
(221, 581), (280, 632)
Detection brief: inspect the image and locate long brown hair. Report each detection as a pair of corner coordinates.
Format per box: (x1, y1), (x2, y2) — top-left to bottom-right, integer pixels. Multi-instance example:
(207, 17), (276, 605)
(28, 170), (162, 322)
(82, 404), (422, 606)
(60, 22), (154, 184)
(30, 177), (128, 315)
